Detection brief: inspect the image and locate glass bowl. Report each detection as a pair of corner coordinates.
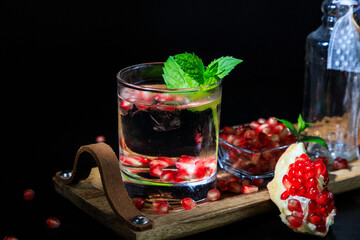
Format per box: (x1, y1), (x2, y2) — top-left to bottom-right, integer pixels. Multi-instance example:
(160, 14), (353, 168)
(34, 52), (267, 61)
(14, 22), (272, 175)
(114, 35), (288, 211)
(217, 124), (297, 179)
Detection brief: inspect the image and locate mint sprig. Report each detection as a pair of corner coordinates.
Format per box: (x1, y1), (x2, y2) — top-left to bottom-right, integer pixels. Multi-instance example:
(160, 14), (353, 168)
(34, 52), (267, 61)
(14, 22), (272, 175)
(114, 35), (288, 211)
(162, 52), (242, 89)
(277, 114), (328, 150)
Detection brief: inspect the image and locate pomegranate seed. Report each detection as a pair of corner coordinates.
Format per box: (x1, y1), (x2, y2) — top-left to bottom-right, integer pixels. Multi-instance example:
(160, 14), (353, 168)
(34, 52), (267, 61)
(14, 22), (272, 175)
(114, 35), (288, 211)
(132, 197), (145, 210)
(308, 213), (325, 225)
(241, 185), (259, 194)
(150, 166), (163, 177)
(223, 126), (235, 134)
(181, 198), (197, 210)
(160, 170), (174, 182)
(289, 185), (298, 195)
(120, 100), (133, 111)
(154, 93), (172, 102)
(316, 191), (330, 205)
(217, 179), (228, 191)
(150, 159), (169, 168)
(280, 190), (290, 200)
(314, 160), (326, 176)
(306, 187), (320, 199)
(315, 156), (328, 165)
(152, 200), (166, 211)
(158, 202), (170, 214)
(45, 217), (61, 228)
(228, 182), (242, 193)
(332, 157), (348, 170)
(207, 189), (221, 201)
(288, 199), (302, 212)
(286, 215), (303, 228)
(244, 130), (256, 139)
(305, 177), (318, 189)
(95, 135), (106, 143)
(3, 236), (19, 240)
(252, 178), (264, 187)
(308, 200), (318, 213)
(262, 127), (272, 136)
(228, 176), (242, 183)
(258, 118), (266, 123)
(270, 134), (280, 143)
(282, 175), (292, 190)
(23, 189), (35, 200)
(173, 169), (192, 182)
(304, 170), (316, 180)
(250, 121), (260, 130)
(242, 179), (251, 186)
(267, 117), (278, 126)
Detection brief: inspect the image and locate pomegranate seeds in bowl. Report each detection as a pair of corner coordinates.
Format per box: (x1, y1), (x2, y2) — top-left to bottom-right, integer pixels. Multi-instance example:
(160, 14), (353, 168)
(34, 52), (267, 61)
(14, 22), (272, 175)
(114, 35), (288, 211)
(218, 117), (297, 178)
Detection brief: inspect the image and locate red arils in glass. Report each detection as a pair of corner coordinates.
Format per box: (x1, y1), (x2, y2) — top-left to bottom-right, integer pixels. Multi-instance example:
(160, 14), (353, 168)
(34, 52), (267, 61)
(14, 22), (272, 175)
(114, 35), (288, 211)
(332, 157), (349, 170)
(181, 198), (197, 210)
(23, 189), (35, 200)
(132, 197), (145, 210)
(45, 217), (61, 228)
(207, 189), (221, 201)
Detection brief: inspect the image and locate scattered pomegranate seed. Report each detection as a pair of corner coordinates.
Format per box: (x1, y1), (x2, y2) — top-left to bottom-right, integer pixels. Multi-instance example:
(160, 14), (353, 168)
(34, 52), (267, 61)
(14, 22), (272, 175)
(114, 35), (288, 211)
(181, 198), (197, 210)
(217, 179), (228, 191)
(158, 202), (170, 214)
(228, 176), (241, 183)
(241, 185), (259, 194)
(332, 157), (348, 170)
(45, 217), (61, 228)
(251, 178), (264, 187)
(207, 189), (221, 201)
(132, 197), (145, 210)
(241, 179), (251, 186)
(23, 189), (35, 200)
(3, 236), (18, 240)
(228, 182), (242, 193)
(151, 200), (166, 211)
(95, 135), (106, 143)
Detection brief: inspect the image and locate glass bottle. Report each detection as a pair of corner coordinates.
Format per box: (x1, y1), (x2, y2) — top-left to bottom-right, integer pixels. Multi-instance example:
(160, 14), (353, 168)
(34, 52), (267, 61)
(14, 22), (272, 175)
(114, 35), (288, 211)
(303, 0), (360, 161)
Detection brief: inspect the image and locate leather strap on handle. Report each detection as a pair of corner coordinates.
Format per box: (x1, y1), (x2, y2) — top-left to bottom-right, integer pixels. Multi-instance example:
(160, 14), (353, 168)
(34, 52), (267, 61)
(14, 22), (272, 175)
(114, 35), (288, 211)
(55, 143), (153, 231)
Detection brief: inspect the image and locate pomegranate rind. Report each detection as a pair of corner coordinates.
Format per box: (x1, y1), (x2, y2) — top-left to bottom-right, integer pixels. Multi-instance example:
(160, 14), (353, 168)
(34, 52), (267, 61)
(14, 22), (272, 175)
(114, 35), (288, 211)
(267, 143), (336, 237)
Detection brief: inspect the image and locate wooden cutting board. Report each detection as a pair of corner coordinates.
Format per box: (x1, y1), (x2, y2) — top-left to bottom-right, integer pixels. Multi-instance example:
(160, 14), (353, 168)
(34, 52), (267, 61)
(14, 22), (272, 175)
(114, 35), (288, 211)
(53, 159), (360, 240)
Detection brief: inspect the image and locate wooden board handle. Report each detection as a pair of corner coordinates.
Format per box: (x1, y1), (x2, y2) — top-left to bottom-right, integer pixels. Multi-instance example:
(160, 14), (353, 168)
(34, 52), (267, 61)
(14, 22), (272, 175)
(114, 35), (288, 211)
(55, 143), (153, 231)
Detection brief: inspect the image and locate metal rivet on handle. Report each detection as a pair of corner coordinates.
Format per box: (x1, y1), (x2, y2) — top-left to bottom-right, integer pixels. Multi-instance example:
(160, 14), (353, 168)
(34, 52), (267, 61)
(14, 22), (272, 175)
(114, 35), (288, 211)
(131, 215), (149, 225)
(59, 170), (72, 179)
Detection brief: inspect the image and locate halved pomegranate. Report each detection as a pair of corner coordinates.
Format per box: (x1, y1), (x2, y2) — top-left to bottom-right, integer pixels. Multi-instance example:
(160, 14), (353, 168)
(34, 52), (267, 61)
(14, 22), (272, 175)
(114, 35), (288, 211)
(267, 143), (336, 236)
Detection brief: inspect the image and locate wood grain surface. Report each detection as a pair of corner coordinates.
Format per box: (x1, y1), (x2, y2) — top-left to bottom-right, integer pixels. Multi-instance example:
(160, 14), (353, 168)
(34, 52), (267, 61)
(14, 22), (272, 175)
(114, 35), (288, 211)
(53, 159), (360, 240)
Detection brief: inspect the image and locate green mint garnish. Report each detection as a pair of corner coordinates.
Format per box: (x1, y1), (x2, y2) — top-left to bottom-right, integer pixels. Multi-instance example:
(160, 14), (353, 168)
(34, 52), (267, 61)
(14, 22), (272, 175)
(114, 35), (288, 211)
(277, 114), (328, 150)
(162, 52), (242, 89)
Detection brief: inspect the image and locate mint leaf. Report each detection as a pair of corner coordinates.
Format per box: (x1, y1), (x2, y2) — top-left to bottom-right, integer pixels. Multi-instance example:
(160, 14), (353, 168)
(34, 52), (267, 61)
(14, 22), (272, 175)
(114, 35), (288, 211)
(277, 118), (299, 137)
(207, 56), (243, 79)
(162, 56), (200, 89)
(300, 136), (328, 150)
(162, 53), (242, 89)
(174, 52), (205, 84)
(297, 114), (313, 134)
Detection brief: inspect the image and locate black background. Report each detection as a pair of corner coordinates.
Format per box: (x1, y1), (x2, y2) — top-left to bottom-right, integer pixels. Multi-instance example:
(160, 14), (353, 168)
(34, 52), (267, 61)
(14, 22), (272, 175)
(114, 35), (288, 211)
(2, 0), (360, 239)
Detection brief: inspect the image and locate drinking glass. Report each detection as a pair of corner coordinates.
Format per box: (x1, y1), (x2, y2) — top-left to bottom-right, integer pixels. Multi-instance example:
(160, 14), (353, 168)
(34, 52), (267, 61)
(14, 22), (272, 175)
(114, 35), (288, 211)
(117, 62), (222, 202)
